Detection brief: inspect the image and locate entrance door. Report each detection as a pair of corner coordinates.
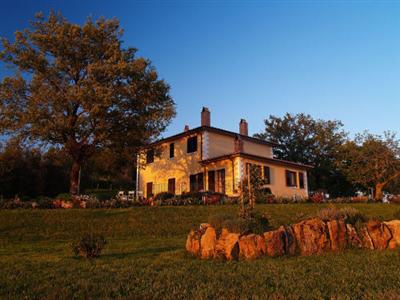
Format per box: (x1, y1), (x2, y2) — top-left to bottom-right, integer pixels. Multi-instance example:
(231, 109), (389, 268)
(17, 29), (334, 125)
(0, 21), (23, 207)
(168, 178), (176, 194)
(208, 170), (215, 192)
(216, 169), (225, 194)
(146, 182), (153, 198)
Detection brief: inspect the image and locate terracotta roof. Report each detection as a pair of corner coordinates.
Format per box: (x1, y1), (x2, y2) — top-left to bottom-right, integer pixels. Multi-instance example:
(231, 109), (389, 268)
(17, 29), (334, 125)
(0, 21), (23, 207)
(200, 152), (313, 170)
(143, 126), (278, 148)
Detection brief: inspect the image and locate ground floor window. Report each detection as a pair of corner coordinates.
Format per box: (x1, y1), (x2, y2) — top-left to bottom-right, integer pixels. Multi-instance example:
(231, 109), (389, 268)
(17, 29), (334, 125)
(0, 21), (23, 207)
(168, 178), (176, 194)
(146, 182), (153, 198)
(263, 166), (271, 184)
(208, 169), (225, 194)
(285, 170), (297, 187)
(299, 172), (305, 189)
(190, 172), (204, 192)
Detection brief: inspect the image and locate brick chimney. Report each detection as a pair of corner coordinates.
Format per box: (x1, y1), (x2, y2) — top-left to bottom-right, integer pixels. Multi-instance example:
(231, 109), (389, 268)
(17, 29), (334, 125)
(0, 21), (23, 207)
(239, 119), (248, 136)
(201, 107), (211, 127)
(184, 125), (190, 132)
(234, 136), (244, 153)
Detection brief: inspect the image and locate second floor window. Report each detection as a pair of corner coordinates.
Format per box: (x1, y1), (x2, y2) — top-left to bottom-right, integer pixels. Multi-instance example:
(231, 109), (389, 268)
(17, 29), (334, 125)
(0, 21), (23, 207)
(187, 136), (197, 153)
(285, 170), (297, 187)
(169, 143), (175, 158)
(146, 149), (154, 164)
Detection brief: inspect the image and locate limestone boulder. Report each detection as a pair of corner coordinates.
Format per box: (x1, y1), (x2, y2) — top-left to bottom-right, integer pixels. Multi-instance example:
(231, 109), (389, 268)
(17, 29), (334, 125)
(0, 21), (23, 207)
(282, 226), (297, 256)
(360, 225), (374, 250)
(365, 220), (392, 250)
(384, 220), (400, 249)
(224, 233), (240, 260)
(292, 218), (330, 256)
(214, 228), (240, 260)
(186, 229), (201, 256)
(346, 224), (362, 248)
(200, 226), (217, 259)
(239, 234), (266, 260)
(327, 219), (347, 251)
(263, 229), (285, 257)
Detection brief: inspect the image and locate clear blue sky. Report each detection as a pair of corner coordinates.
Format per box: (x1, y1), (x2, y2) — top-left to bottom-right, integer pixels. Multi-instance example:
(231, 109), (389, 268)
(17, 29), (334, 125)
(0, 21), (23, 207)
(1, 0), (399, 138)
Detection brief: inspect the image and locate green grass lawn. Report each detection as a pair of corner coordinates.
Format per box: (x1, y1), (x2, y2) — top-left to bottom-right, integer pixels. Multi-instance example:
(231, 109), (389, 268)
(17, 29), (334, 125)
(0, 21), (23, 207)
(1, 204), (400, 299)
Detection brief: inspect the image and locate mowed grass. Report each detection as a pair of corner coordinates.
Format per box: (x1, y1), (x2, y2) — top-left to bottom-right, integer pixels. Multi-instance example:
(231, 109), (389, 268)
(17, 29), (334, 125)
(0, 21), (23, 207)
(1, 204), (400, 299)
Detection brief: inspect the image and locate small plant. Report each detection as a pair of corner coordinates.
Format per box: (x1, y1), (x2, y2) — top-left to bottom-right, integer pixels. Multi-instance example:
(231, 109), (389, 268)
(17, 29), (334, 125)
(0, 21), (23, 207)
(71, 233), (107, 259)
(316, 206), (366, 225)
(208, 212), (269, 235)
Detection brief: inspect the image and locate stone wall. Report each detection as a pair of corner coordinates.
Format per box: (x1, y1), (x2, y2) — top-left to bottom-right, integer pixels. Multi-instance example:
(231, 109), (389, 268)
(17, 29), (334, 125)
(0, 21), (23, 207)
(186, 218), (400, 260)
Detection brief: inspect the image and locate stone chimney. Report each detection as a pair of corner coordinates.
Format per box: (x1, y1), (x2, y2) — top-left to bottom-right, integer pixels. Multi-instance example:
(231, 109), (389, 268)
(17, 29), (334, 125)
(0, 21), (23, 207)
(184, 125), (190, 132)
(201, 107), (211, 127)
(239, 119), (248, 136)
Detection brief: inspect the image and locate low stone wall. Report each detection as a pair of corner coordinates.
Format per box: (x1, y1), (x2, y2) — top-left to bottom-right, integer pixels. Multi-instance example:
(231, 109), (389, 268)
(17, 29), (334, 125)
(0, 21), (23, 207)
(186, 218), (400, 260)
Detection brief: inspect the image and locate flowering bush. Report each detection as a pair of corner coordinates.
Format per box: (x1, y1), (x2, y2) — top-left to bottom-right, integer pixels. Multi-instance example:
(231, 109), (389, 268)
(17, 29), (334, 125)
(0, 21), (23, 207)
(309, 192), (324, 203)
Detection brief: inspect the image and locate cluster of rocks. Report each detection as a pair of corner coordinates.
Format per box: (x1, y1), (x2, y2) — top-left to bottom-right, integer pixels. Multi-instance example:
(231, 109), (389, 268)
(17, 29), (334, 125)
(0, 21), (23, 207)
(186, 218), (400, 260)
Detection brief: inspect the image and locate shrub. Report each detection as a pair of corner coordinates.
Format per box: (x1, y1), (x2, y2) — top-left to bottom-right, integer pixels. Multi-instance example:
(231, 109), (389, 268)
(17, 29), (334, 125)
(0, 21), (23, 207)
(89, 191), (116, 201)
(154, 192), (175, 202)
(207, 212), (269, 235)
(255, 187), (273, 204)
(309, 192), (324, 203)
(317, 206), (366, 225)
(56, 193), (71, 201)
(208, 213), (232, 230)
(340, 207), (367, 225)
(85, 197), (101, 208)
(108, 198), (132, 208)
(317, 206), (340, 221)
(71, 233), (107, 259)
(1, 199), (22, 209)
(36, 196), (54, 209)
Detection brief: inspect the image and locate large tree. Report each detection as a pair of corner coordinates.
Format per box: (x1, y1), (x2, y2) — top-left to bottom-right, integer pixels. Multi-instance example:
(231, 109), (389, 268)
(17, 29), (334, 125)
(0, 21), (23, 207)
(255, 113), (354, 196)
(0, 12), (175, 194)
(336, 131), (400, 200)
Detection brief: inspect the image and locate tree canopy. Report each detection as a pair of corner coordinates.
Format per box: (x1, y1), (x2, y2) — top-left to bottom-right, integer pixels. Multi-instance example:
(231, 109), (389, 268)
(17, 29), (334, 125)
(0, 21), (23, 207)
(0, 12), (175, 194)
(336, 131), (400, 199)
(255, 113), (354, 196)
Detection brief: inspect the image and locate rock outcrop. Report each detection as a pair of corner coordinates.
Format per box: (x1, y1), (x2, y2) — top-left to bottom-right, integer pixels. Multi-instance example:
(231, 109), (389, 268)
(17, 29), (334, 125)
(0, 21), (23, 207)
(200, 226), (217, 259)
(186, 217), (400, 260)
(292, 218), (330, 256)
(327, 219), (347, 251)
(384, 220), (400, 249)
(239, 234), (266, 260)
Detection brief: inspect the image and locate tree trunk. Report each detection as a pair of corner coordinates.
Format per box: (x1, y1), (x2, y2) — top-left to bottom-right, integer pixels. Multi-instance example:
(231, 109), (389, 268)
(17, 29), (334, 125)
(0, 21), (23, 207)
(375, 183), (384, 201)
(70, 160), (81, 195)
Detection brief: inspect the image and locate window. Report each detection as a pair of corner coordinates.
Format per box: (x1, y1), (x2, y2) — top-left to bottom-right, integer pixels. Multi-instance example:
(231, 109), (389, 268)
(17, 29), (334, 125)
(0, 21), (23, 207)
(168, 178), (176, 194)
(216, 169), (225, 194)
(146, 182), (153, 198)
(299, 172), (305, 189)
(146, 149), (154, 164)
(187, 136), (198, 153)
(263, 166), (271, 184)
(208, 170), (215, 192)
(169, 143), (174, 158)
(190, 172), (204, 192)
(286, 170), (297, 187)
